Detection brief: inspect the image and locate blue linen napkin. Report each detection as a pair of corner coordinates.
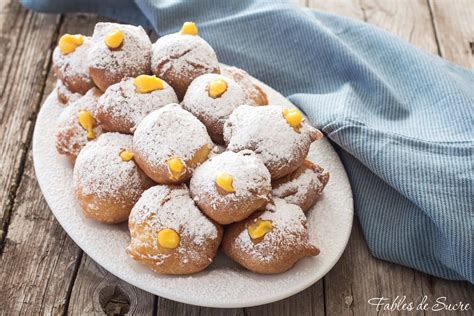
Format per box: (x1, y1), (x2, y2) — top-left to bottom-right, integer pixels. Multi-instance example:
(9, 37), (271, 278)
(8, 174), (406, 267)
(21, 0), (473, 283)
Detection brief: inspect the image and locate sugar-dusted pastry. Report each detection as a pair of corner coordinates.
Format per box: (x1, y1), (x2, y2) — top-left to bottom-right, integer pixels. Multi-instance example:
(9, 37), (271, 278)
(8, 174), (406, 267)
(53, 34), (94, 95)
(151, 22), (219, 100)
(220, 65), (268, 106)
(55, 87), (103, 159)
(222, 198), (319, 274)
(56, 80), (81, 105)
(209, 144), (226, 158)
(223, 105), (323, 179)
(74, 133), (153, 224)
(182, 74), (246, 144)
(272, 160), (329, 212)
(190, 150), (272, 224)
(87, 23), (152, 92)
(126, 184), (223, 274)
(96, 75), (178, 133)
(133, 103), (213, 184)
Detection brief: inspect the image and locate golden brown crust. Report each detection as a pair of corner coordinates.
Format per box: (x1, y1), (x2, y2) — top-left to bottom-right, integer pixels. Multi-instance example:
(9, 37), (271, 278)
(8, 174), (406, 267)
(132, 104), (213, 184)
(220, 65), (268, 106)
(73, 133), (154, 224)
(151, 33), (220, 100)
(126, 184), (223, 274)
(55, 88), (103, 159)
(189, 151), (272, 224)
(222, 199), (319, 274)
(127, 222), (223, 274)
(133, 153), (193, 184)
(52, 39), (95, 95)
(89, 65), (151, 92)
(272, 160), (329, 212)
(156, 66), (220, 101)
(57, 70), (95, 95)
(193, 190), (269, 225)
(224, 105), (318, 180)
(87, 23), (152, 92)
(76, 186), (138, 224)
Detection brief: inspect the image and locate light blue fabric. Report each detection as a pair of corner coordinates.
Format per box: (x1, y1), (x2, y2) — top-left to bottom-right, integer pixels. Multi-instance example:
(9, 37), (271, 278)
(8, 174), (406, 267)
(21, 0), (473, 283)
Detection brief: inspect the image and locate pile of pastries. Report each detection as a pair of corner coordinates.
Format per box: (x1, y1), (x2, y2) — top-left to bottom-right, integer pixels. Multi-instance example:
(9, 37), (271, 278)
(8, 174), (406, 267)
(53, 21), (330, 275)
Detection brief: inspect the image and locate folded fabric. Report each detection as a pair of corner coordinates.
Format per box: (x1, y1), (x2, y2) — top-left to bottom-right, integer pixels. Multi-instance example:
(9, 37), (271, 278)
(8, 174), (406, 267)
(21, 0), (473, 283)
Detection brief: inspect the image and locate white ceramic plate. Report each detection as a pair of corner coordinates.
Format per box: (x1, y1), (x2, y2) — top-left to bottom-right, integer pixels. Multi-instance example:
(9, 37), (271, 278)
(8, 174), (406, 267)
(33, 78), (353, 308)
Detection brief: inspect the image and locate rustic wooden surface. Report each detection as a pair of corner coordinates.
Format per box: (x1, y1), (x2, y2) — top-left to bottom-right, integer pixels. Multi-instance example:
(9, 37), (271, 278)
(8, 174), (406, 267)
(0, 0), (473, 315)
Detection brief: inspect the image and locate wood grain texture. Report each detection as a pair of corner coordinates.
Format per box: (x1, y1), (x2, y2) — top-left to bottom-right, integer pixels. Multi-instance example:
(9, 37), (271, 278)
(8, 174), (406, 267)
(68, 255), (155, 315)
(308, 0), (364, 19)
(430, 0), (474, 68)
(360, 0), (439, 54)
(245, 281), (325, 316)
(0, 0), (60, 251)
(0, 147), (81, 315)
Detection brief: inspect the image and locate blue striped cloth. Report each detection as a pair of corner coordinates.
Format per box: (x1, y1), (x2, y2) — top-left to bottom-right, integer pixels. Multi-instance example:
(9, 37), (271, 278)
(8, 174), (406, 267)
(22, 0), (473, 283)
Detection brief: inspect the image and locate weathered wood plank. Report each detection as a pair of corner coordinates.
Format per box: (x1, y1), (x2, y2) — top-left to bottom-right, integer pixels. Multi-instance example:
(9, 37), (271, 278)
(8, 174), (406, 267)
(0, 1), (61, 251)
(423, 278), (474, 315)
(0, 147), (82, 315)
(68, 255), (155, 315)
(244, 281), (325, 316)
(360, 0), (439, 54)
(308, 0), (364, 19)
(0, 0), (27, 97)
(430, 0), (474, 68)
(156, 296), (245, 316)
(0, 8), (81, 314)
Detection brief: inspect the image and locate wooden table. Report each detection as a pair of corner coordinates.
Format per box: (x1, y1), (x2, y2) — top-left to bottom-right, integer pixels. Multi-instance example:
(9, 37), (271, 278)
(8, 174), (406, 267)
(0, 0), (473, 315)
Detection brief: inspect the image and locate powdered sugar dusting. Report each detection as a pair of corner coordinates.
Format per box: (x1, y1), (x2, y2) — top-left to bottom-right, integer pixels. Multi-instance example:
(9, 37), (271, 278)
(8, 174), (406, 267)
(151, 33), (218, 80)
(133, 103), (213, 168)
(55, 88), (102, 157)
(97, 77), (178, 133)
(56, 80), (81, 104)
(53, 36), (92, 84)
(235, 198), (309, 262)
(273, 167), (321, 205)
(88, 23), (151, 75)
(190, 150), (271, 206)
(224, 105), (312, 173)
(220, 65), (268, 106)
(73, 133), (148, 201)
(130, 184), (218, 246)
(182, 73), (246, 125)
